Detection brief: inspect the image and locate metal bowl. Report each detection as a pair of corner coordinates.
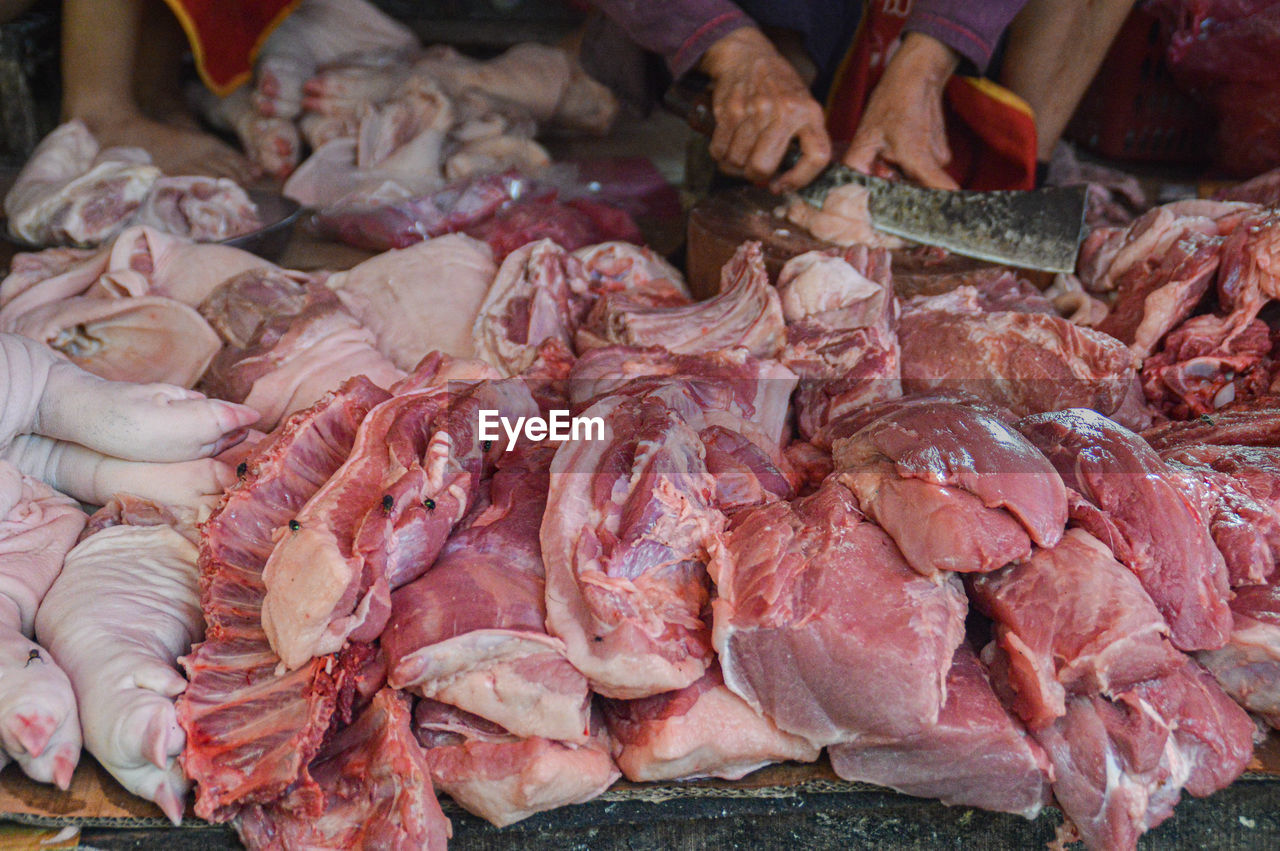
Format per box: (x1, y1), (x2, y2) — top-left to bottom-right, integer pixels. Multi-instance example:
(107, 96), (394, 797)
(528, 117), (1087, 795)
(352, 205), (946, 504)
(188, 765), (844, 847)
(221, 189), (302, 261)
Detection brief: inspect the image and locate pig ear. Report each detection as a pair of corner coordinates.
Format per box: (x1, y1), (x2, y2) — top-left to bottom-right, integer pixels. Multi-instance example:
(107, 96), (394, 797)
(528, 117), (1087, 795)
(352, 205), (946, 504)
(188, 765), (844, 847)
(11, 296), (221, 388)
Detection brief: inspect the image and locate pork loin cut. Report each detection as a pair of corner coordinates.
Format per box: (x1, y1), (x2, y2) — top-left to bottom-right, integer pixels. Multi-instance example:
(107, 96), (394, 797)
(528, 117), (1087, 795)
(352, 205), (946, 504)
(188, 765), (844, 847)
(709, 481), (967, 748)
(414, 700), (618, 828)
(177, 378), (390, 821)
(1018, 409), (1232, 651)
(541, 393), (723, 698)
(968, 528), (1184, 728)
(1033, 660), (1252, 851)
(237, 689), (450, 851)
(828, 644), (1051, 819)
(1198, 583), (1280, 727)
(898, 298), (1136, 419)
(35, 496), (202, 823)
(262, 369), (538, 670)
(603, 663), (819, 782)
(385, 447), (592, 742)
(577, 241), (785, 359)
(833, 402), (1066, 576)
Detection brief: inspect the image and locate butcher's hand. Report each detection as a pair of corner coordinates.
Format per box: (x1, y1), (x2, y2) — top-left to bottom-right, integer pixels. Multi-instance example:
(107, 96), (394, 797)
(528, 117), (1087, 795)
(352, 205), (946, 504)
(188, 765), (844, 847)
(843, 33), (960, 190)
(35, 362), (258, 463)
(699, 27), (831, 194)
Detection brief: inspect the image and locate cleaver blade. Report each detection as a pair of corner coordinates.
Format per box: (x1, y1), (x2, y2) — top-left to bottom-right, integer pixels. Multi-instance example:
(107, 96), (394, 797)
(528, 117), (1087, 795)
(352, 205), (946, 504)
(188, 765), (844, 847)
(798, 169), (1088, 273)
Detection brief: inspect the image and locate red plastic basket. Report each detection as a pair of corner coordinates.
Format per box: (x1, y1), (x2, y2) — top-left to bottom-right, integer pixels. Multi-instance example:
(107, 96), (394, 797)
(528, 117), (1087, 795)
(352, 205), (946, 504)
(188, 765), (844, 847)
(1064, 7), (1213, 165)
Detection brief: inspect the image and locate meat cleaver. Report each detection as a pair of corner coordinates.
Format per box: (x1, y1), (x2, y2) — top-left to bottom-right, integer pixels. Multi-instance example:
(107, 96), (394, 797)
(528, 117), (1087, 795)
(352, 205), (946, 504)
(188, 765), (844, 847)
(665, 80), (1088, 273)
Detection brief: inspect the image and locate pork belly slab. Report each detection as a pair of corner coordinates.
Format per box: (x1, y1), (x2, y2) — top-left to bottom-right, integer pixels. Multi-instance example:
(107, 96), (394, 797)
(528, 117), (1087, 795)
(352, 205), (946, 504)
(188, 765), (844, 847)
(968, 528), (1184, 728)
(1198, 583), (1280, 727)
(828, 644), (1051, 819)
(542, 393), (724, 698)
(177, 377), (389, 821)
(833, 402), (1066, 576)
(1018, 408), (1232, 652)
(603, 664), (819, 782)
(709, 481), (967, 748)
(414, 700), (619, 828)
(1033, 661), (1252, 851)
(385, 448), (592, 743)
(237, 689), (450, 851)
(261, 371), (538, 671)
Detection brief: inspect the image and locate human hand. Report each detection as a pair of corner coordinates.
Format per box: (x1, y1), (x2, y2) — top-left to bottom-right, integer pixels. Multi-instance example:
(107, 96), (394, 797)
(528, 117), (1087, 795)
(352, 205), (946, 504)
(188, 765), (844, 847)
(699, 28), (831, 194)
(843, 33), (961, 190)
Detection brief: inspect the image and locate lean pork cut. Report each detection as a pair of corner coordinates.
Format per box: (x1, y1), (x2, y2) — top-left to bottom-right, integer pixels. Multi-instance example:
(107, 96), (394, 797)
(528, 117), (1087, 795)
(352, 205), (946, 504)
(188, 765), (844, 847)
(828, 644), (1051, 818)
(898, 291), (1137, 418)
(1198, 583), (1280, 727)
(709, 480), (967, 748)
(833, 402), (1066, 576)
(968, 528), (1185, 728)
(413, 699), (618, 828)
(603, 664), (819, 782)
(1018, 408), (1232, 651)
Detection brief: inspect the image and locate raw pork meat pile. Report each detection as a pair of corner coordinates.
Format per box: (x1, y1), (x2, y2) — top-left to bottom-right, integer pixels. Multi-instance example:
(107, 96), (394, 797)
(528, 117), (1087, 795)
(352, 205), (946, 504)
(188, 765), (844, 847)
(3, 121), (260, 248)
(5, 165), (1280, 850)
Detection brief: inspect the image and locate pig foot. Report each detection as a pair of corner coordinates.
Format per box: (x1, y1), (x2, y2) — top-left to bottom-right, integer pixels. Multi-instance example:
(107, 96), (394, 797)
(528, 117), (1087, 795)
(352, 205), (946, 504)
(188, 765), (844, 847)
(3, 435), (236, 512)
(0, 630), (80, 788)
(37, 365), (258, 462)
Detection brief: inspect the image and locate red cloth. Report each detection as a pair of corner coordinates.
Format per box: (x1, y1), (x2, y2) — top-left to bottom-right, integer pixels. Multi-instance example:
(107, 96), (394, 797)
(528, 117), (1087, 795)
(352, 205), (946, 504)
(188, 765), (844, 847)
(161, 0), (301, 95)
(824, 0), (1037, 191)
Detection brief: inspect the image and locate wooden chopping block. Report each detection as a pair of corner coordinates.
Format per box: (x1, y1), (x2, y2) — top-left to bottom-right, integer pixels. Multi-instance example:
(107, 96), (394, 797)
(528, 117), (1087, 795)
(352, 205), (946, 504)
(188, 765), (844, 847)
(686, 187), (828, 299)
(687, 186), (1056, 300)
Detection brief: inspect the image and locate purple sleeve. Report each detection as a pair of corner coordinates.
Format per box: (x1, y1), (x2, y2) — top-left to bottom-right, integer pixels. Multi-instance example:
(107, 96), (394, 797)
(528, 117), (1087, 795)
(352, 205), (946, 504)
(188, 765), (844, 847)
(587, 0), (755, 78)
(904, 0), (1031, 73)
